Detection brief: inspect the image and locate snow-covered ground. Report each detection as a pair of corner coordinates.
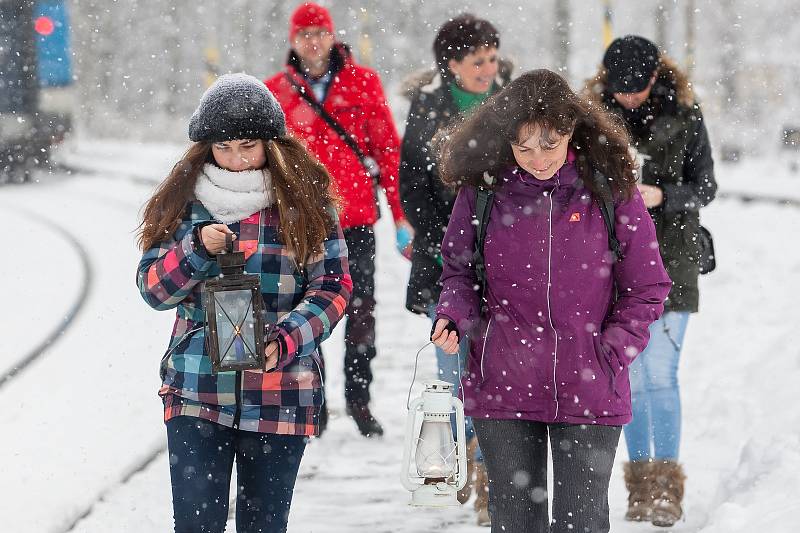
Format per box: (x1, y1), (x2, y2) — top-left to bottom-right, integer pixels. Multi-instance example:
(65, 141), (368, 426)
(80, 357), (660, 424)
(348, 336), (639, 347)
(0, 141), (797, 532)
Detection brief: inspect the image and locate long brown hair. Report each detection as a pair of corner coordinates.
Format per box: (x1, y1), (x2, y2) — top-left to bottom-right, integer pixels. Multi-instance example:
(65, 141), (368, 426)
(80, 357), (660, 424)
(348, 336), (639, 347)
(437, 69), (637, 200)
(137, 136), (337, 265)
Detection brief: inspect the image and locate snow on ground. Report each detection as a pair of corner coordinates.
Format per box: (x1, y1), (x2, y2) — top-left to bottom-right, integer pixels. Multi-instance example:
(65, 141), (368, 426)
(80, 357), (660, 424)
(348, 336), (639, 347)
(1, 203), (83, 375)
(1, 142), (797, 532)
(718, 152), (800, 201)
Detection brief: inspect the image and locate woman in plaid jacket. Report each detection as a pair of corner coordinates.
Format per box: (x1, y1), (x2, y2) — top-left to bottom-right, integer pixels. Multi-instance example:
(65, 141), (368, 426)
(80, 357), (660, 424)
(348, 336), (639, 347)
(136, 74), (351, 533)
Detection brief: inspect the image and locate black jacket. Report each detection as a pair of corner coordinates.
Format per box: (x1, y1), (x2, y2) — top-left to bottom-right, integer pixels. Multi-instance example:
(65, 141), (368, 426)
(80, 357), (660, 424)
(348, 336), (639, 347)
(399, 67), (511, 314)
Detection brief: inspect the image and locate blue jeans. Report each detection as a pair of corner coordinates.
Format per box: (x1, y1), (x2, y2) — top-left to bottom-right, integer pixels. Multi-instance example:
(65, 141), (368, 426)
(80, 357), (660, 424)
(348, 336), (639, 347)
(166, 416), (307, 533)
(624, 311), (690, 461)
(428, 305), (483, 463)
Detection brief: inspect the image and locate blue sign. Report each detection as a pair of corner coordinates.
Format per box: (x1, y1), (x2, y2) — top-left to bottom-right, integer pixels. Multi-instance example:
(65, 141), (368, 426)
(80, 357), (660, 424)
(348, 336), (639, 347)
(34, 0), (72, 87)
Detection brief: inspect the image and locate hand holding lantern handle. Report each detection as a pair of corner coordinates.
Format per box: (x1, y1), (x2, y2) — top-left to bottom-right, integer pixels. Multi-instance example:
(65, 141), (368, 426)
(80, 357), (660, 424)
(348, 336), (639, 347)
(200, 224), (237, 255)
(431, 318), (459, 354)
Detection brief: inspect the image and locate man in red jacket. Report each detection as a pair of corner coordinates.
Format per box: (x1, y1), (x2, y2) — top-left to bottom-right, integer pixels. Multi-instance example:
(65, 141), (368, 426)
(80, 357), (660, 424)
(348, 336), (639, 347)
(266, 3), (412, 438)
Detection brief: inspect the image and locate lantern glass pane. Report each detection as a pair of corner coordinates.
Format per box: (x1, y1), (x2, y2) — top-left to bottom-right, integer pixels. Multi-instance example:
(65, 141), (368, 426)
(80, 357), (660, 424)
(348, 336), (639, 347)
(214, 289), (258, 366)
(415, 420), (457, 478)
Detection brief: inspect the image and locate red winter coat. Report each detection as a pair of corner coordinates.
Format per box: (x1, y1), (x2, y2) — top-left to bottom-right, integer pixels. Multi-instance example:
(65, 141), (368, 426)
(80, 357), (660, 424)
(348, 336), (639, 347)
(265, 45), (405, 229)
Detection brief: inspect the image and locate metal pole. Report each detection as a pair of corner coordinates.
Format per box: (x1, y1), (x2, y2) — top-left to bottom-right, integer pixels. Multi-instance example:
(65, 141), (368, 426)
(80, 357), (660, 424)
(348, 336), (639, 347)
(358, 9), (374, 67)
(602, 0), (613, 48)
(655, 2), (673, 53)
(554, 0), (570, 79)
(686, 0), (696, 76)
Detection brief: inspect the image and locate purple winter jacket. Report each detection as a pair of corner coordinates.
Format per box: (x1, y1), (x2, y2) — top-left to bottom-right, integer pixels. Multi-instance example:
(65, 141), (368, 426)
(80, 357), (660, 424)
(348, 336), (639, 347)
(436, 157), (671, 426)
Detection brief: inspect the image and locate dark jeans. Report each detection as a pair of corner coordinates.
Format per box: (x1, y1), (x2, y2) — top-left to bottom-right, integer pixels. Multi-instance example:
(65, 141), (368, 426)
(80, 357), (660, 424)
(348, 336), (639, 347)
(341, 225), (377, 406)
(474, 419), (621, 533)
(166, 416), (307, 533)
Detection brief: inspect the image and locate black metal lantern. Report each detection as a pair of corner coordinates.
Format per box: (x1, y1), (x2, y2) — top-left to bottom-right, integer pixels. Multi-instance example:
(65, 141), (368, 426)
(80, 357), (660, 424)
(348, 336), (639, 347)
(203, 235), (266, 372)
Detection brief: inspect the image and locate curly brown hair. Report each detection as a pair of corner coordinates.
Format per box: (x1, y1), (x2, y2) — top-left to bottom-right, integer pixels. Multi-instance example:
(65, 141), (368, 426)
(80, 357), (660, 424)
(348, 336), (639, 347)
(136, 136), (338, 266)
(437, 69), (637, 200)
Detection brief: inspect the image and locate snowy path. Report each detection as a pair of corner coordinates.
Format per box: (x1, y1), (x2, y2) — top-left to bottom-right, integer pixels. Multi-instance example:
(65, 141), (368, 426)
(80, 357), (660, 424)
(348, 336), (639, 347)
(1, 157), (797, 532)
(1, 200), (87, 381)
(0, 173), (172, 532)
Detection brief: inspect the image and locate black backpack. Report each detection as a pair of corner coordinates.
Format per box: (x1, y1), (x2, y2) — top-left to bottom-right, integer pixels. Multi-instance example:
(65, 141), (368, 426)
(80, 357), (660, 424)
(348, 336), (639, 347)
(472, 171), (623, 306)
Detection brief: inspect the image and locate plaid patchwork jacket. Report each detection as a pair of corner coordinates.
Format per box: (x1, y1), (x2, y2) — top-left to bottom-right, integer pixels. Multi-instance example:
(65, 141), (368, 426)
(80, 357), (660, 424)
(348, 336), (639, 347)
(137, 201), (352, 436)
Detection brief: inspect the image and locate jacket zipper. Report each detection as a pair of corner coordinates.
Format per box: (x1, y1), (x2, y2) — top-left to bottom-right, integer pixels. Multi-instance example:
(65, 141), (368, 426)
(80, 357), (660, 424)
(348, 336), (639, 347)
(479, 317), (493, 381)
(546, 182), (560, 420)
(313, 353), (326, 408)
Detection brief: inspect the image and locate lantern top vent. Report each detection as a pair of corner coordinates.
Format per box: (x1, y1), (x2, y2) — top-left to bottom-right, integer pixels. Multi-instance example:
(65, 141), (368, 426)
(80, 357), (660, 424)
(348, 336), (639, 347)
(425, 380), (454, 393)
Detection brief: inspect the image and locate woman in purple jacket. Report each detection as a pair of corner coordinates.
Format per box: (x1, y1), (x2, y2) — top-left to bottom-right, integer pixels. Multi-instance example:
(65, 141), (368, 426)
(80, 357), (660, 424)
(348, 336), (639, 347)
(431, 70), (672, 533)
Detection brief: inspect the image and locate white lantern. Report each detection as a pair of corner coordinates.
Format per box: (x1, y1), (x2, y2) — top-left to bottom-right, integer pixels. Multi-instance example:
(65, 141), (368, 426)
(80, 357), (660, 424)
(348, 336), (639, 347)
(400, 380), (468, 506)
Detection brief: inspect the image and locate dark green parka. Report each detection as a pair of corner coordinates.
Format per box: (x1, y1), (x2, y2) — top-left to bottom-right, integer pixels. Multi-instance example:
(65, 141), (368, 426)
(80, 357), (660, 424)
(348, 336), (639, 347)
(586, 59), (717, 312)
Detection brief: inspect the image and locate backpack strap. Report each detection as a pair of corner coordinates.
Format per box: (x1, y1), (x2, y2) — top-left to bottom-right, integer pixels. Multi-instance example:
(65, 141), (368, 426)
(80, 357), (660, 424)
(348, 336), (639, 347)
(593, 171), (624, 262)
(284, 72), (379, 182)
(473, 182), (495, 305)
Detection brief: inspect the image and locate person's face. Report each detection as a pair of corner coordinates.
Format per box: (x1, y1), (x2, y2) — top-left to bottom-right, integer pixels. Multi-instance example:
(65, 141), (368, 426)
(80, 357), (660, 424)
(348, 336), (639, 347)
(291, 26), (335, 65)
(448, 46), (499, 94)
(510, 123), (571, 181)
(211, 139), (267, 172)
(612, 75), (657, 110)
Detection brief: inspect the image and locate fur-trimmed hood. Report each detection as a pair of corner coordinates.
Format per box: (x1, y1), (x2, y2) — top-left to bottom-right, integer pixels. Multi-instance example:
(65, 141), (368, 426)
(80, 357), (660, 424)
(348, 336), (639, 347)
(583, 55), (695, 109)
(400, 57), (514, 100)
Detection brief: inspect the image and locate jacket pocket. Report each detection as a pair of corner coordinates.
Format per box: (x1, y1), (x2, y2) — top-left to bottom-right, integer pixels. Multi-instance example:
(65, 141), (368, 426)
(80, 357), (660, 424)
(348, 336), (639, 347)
(661, 212), (700, 284)
(246, 355), (321, 407)
(592, 334), (619, 395)
(160, 325), (203, 380)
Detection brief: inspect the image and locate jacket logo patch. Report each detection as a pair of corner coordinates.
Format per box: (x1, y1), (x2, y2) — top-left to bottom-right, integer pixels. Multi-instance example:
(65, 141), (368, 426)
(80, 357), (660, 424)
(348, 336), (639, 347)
(569, 212), (581, 222)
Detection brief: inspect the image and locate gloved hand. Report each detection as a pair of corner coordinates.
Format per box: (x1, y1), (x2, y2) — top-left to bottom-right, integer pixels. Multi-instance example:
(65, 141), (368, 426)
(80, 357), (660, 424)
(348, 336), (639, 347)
(395, 220), (414, 260)
(431, 317), (460, 354)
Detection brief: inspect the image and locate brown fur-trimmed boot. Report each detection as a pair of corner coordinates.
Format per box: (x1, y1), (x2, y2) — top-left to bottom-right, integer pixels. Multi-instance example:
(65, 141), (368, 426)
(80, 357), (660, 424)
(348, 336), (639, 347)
(651, 461), (686, 527)
(474, 462), (491, 527)
(457, 437), (478, 504)
(624, 460), (654, 521)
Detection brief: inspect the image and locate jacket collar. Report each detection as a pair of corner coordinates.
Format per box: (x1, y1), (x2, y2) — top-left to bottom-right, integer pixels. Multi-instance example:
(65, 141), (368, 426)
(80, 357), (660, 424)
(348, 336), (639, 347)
(419, 71), (507, 96)
(286, 42), (350, 80)
(401, 58), (514, 101)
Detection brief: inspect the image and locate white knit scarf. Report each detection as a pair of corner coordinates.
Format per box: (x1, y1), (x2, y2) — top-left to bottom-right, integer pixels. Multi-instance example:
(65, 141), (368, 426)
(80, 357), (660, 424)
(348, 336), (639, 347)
(194, 163), (274, 223)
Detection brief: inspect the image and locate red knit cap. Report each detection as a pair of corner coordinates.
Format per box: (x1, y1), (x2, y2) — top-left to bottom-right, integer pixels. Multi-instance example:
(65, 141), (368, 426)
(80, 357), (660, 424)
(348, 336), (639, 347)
(289, 3), (334, 40)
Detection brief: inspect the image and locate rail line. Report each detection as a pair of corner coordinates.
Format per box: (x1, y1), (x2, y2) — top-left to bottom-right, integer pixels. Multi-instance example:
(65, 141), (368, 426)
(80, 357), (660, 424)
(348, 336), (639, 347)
(0, 205), (93, 390)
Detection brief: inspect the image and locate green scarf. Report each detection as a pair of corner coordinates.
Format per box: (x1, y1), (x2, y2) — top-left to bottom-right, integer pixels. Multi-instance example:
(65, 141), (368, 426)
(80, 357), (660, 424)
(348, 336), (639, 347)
(449, 82), (493, 113)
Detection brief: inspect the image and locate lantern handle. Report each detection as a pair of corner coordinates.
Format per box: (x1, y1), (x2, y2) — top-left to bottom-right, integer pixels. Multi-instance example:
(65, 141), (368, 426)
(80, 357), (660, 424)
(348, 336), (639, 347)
(406, 342), (431, 409)
(405, 341), (463, 410)
(225, 232), (234, 254)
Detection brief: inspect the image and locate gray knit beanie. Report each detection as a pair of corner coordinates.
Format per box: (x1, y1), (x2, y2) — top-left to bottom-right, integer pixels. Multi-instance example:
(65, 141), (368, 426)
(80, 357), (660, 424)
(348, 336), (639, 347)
(188, 73), (286, 142)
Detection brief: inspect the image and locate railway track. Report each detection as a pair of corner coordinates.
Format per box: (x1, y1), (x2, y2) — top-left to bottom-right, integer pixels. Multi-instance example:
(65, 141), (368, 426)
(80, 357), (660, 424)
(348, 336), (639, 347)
(0, 206), (93, 390)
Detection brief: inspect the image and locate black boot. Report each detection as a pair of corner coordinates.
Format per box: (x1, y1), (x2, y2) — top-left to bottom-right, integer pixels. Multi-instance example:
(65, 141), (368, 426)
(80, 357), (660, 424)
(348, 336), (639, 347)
(346, 403), (383, 437)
